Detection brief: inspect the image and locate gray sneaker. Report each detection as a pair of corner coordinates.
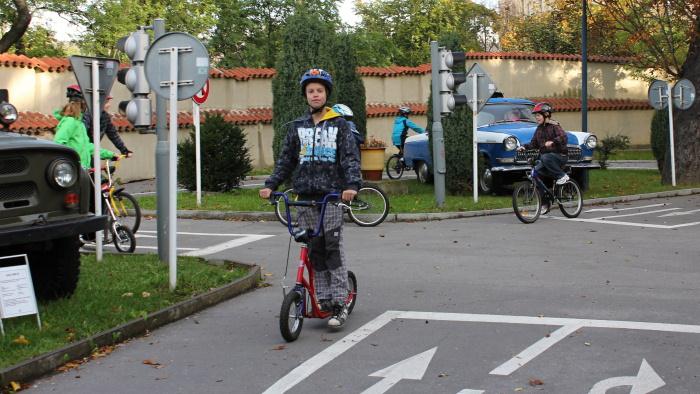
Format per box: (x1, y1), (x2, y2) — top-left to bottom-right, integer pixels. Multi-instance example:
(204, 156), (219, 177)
(328, 304), (348, 328)
(556, 174), (570, 185)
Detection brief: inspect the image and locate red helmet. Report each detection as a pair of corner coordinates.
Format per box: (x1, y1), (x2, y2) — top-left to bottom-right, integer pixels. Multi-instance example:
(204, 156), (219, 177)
(66, 84), (83, 101)
(532, 102), (553, 116)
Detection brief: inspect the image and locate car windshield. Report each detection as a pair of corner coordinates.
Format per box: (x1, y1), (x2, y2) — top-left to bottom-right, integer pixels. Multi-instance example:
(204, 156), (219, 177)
(477, 104), (536, 126)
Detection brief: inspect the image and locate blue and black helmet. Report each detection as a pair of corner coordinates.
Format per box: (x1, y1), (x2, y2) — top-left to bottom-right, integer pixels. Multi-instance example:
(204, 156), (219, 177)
(300, 68), (333, 96)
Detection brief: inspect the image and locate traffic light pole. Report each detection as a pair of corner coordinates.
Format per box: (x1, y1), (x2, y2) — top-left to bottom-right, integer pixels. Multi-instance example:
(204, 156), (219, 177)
(430, 41), (446, 207)
(91, 60), (103, 261)
(153, 18), (170, 263)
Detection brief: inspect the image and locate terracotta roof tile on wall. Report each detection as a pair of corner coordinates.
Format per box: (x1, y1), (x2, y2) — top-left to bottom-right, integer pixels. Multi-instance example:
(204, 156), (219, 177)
(209, 67), (276, 80)
(358, 65), (432, 77)
(0, 54), (48, 71)
(466, 52), (633, 64)
(366, 103), (427, 117)
(8, 112), (57, 134)
(38, 57), (71, 72)
(529, 98), (652, 112)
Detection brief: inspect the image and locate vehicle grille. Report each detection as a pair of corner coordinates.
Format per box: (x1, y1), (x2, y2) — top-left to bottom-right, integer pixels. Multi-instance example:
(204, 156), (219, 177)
(516, 147), (583, 163)
(0, 182), (36, 209)
(0, 157), (29, 176)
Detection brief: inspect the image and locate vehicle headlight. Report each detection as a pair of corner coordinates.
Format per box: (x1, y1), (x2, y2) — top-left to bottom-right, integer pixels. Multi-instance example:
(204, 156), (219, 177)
(0, 102), (18, 125)
(503, 136), (518, 151)
(586, 135), (598, 149)
(48, 159), (77, 189)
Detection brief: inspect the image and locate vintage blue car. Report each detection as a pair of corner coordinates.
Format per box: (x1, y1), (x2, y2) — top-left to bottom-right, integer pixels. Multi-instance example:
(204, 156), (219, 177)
(403, 98), (599, 192)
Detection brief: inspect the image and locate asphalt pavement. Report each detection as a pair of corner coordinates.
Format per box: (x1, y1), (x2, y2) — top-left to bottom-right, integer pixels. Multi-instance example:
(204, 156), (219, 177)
(28, 193), (700, 393)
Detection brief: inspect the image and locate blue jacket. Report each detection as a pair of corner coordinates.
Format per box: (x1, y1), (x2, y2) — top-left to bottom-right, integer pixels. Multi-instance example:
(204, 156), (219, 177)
(392, 116), (425, 146)
(265, 108), (361, 195)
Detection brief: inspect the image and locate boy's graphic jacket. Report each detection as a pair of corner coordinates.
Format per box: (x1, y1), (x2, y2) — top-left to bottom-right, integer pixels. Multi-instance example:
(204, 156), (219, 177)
(265, 108), (361, 195)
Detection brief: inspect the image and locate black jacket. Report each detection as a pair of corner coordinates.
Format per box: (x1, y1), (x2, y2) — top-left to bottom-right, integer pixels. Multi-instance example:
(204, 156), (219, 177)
(83, 111), (130, 155)
(265, 108), (361, 195)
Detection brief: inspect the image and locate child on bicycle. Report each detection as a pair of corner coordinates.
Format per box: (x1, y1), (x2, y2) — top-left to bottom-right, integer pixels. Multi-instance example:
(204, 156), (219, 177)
(517, 102), (569, 185)
(391, 106), (425, 156)
(259, 68), (361, 329)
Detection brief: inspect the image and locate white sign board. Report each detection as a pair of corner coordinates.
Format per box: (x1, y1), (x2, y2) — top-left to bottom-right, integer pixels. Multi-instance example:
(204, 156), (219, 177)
(0, 254), (41, 334)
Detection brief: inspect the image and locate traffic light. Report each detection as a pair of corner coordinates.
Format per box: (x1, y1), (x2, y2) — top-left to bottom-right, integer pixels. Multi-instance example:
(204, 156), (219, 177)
(438, 48), (467, 115)
(116, 28), (152, 128)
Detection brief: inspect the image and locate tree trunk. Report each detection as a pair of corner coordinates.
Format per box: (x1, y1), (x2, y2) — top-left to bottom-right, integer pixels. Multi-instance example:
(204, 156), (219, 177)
(663, 19), (700, 184)
(0, 0), (31, 54)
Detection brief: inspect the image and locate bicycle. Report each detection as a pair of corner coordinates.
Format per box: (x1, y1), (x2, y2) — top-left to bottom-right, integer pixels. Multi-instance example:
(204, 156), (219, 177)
(271, 192), (358, 342)
(385, 151), (410, 180)
(83, 157), (137, 253)
(512, 157), (583, 224)
(103, 156), (142, 234)
(274, 183), (390, 227)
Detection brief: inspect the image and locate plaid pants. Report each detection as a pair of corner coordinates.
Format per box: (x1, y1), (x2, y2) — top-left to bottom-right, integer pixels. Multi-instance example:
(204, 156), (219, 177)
(297, 203), (348, 304)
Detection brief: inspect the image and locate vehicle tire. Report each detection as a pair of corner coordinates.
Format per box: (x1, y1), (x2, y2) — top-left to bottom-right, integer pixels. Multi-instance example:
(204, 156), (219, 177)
(571, 168), (590, 192)
(557, 180), (583, 218)
(112, 224), (136, 253)
(415, 161), (432, 184)
(346, 271), (358, 314)
(512, 181), (541, 224)
(385, 154), (404, 179)
(280, 291), (304, 342)
(274, 188), (299, 227)
(28, 236), (81, 300)
(479, 157), (501, 194)
(348, 185), (390, 227)
(113, 191), (141, 234)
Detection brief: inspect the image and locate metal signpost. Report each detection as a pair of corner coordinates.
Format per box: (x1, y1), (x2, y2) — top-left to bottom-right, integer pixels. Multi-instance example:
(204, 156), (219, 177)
(145, 32), (209, 290)
(192, 79), (210, 207)
(648, 79), (696, 187)
(69, 56), (119, 261)
(460, 63), (497, 203)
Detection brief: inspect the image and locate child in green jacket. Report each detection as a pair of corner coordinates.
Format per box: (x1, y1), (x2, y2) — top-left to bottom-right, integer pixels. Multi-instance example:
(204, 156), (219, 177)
(54, 97), (117, 168)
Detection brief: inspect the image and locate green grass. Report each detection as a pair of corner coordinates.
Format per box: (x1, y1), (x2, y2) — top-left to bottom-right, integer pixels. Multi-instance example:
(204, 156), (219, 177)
(594, 149), (655, 161)
(135, 170), (698, 214)
(248, 166), (273, 176)
(0, 254), (248, 369)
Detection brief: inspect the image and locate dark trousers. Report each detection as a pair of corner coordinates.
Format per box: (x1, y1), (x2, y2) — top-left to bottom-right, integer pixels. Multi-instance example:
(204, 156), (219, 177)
(537, 153), (567, 179)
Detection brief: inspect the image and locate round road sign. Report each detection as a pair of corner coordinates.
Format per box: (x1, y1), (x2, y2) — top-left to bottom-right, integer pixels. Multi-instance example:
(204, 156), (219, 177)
(672, 78), (696, 110)
(192, 79), (210, 105)
(144, 32), (209, 101)
(648, 80), (668, 110)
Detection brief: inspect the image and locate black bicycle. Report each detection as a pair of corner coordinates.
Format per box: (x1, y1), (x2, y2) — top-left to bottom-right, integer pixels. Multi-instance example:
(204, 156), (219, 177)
(275, 183), (390, 227)
(385, 152), (410, 179)
(512, 158), (583, 224)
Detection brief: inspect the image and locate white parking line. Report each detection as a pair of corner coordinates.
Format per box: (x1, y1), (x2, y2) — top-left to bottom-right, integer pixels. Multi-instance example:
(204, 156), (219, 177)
(183, 234), (274, 257)
(547, 216), (700, 229)
(585, 203), (666, 213)
(594, 207), (679, 220)
(265, 311), (700, 393)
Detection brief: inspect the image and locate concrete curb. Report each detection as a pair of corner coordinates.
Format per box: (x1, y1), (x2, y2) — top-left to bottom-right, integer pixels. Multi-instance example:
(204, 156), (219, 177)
(144, 188), (700, 223)
(0, 261), (261, 386)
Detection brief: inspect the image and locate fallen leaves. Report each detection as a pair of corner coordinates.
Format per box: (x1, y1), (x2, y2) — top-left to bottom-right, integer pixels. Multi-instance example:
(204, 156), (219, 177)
(271, 344), (286, 351)
(10, 381), (21, 391)
(141, 291), (151, 298)
(12, 335), (30, 345)
(121, 292), (134, 297)
(529, 378), (544, 386)
(143, 359), (164, 368)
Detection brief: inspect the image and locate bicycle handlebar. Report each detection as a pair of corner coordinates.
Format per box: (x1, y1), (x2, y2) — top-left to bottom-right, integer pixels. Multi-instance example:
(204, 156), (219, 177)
(270, 192), (342, 239)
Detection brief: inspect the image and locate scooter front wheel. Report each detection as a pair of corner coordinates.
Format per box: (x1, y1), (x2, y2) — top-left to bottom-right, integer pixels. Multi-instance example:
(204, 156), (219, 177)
(280, 291), (304, 342)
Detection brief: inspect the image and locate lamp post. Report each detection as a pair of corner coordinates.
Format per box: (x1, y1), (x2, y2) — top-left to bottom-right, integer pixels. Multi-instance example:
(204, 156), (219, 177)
(582, 0), (588, 134)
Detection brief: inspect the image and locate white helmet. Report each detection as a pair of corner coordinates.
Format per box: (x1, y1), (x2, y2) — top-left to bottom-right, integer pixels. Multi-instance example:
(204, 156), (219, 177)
(398, 106), (411, 116)
(332, 103), (354, 118)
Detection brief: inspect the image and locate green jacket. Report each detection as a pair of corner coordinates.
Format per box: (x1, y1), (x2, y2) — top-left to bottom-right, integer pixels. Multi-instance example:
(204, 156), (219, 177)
(53, 110), (115, 168)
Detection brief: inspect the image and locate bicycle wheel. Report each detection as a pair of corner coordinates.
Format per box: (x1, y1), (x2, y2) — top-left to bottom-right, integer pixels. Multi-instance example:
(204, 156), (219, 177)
(113, 191), (141, 234)
(348, 185), (390, 227)
(274, 188), (299, 227)
(557, 180), (583, 218)
(512, 181), (541, 224)
(280, 291), (304, 342)
(112, 224), (136, 253)
(346, 271), (358, 314)
(385, 154), (404, 179)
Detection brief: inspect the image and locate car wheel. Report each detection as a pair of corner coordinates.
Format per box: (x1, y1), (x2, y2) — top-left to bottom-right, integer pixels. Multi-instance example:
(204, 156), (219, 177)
(415, 162), (432, 184)
(28, 236), (81, 300)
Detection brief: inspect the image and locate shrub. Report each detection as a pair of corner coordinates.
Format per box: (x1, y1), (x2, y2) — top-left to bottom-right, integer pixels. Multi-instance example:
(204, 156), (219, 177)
(177, 114), (252, 192)
(334, 33), (367, 139)
(598, 134), (631, 169)
(650, 109), (669, 173)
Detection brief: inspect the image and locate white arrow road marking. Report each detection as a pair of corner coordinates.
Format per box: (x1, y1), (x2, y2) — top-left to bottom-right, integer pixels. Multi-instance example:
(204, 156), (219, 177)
(585, 203), (666, 213)
(182, 234), (274, 257)
(490, 324), (583, 376)
(594, 208), (679, 220)
(361, 347), (438, 394)
(588, 359), (665, 394)
(658, 208), (700, 217)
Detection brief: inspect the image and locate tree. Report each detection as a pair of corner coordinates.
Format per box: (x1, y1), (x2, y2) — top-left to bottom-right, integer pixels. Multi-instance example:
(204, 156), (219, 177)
(592, 0), (700, 184)
(210, 0), (341, 68)
(271, 5), (336, 161)
(333, 32), (366, 138)
(355, 0), (496, 66)
(348, 30), (400, 67)
(11, 25), (65, 57)
(0, 0), (31, 53)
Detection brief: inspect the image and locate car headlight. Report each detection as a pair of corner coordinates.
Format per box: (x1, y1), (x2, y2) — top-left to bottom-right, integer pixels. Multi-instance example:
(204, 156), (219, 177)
(0, 102), (18, 125)
(48, 159), (77, 189)
(585, 135), (598, 149)
(503, 136), (518, 151)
